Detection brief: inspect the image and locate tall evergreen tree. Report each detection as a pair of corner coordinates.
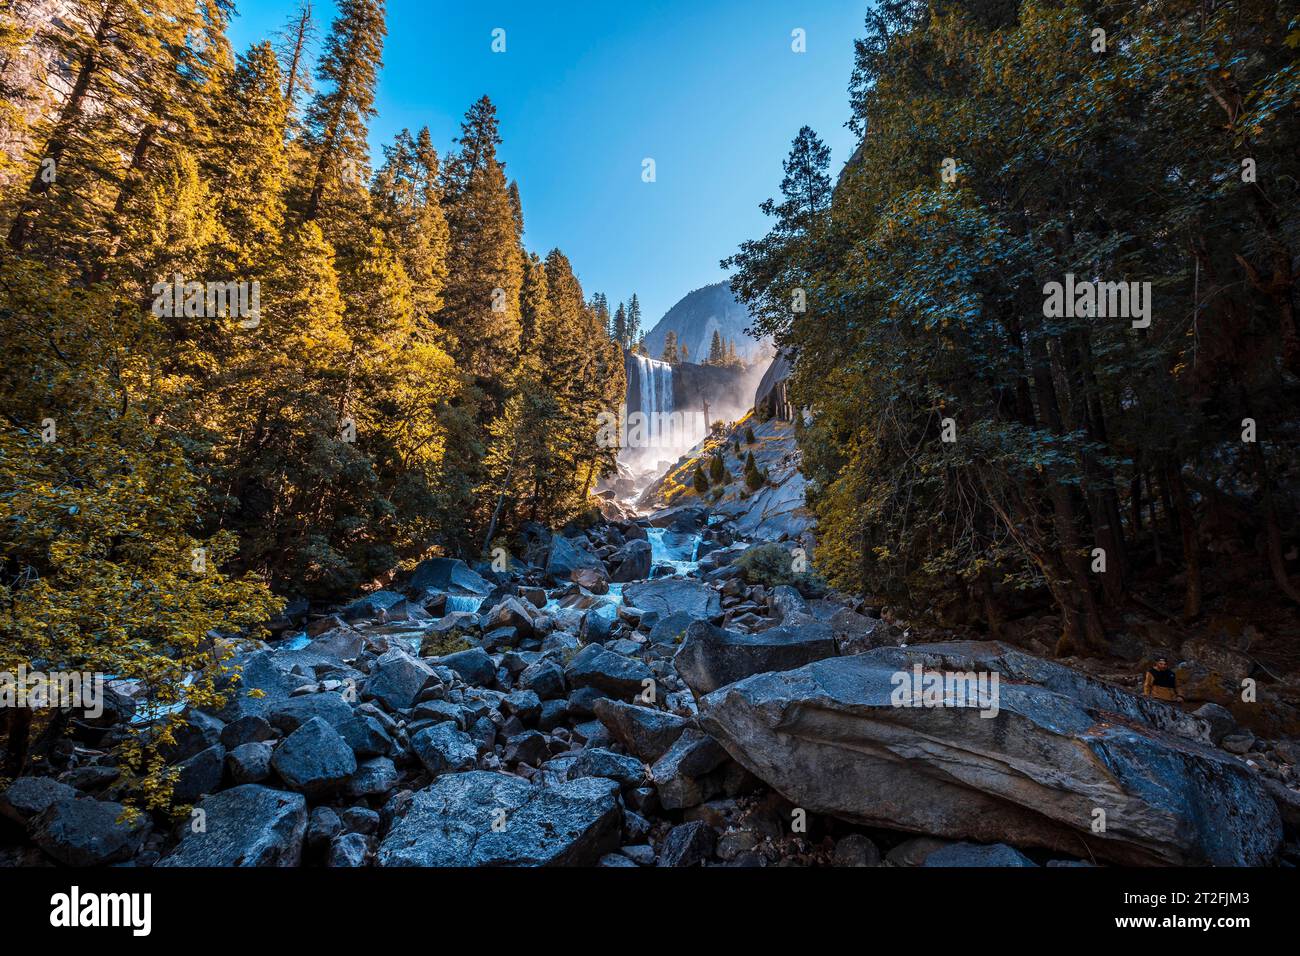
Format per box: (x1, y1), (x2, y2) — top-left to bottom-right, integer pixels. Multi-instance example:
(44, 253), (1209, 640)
(298, 0), (385, 224)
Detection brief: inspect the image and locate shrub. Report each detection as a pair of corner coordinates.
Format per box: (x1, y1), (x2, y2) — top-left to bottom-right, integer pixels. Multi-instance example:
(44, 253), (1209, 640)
(744, 451), (765, 491)
(744, 426), (756, 443)
(734, 542), (825, 592)
(693, 466), (709, 494)
(709, 453), (726, 484)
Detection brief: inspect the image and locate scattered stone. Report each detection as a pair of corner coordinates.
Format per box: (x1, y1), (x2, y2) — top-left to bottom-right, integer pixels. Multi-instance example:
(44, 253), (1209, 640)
(674, 618), (837, 699)
(592, 698), (688, 763)
(0, 776), (78, 826)
(567, 748), (645, 787)
(347, 757), (400, 798)
(30, 798), (149, 866)
(565, 643), (653, 698)
(658, 820), (716, 867)
(436, 647), (497, 687)
(411, 723), (478, 775)
(172, 744), (227, 803)
(922, 842), (1038, 867)
(270, 717), (357, 797)
(227, 741), (274, 785)
(376, 772), (621, 866)
(833, 833), (881, 867)
(328, 832), (370, 867)
(364, 650), (439, 711)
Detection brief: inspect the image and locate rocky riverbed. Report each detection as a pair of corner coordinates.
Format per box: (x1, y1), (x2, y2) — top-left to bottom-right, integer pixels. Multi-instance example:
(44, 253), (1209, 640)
(3, 496), (1299, 868)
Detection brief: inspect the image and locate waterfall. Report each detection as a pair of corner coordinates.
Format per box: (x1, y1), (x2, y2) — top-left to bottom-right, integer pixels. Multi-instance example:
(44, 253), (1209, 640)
(631, 353), (673, 448)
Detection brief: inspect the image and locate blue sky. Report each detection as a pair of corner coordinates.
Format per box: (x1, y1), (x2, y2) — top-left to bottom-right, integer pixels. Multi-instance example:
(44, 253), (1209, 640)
(229, 0), (867, 326)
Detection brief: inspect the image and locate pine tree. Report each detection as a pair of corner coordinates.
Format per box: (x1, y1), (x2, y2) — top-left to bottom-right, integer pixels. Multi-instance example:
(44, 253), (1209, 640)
(744, 451), (764, 491)
(693, 466), (709, 494)
(372, 126), (449, 322)
(273, 0), (317, 123)
(708, 329), (724, 365)
(709, 452), (726, 484)
(661, 330), (678, 364)
(613, 301), (628, 346)
(627, 293), (642, 345)
(440, 96), (524, 385)
(298, 0), (385, 224)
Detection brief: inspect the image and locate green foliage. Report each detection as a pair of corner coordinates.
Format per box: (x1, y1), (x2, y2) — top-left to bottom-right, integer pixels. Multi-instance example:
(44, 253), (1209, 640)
(734, 543), (823, 592)
(743, 452), (765, 491)
(693, 466), (710, 494)
(0, 1), (627, 801)
(727, 0), (1300, 648)
(708, 453), (727, 484)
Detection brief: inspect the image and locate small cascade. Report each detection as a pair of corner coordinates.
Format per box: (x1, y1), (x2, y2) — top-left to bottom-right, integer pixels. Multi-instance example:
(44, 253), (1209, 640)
(646, 527), (704, 577)
(445, 593), (485, 614)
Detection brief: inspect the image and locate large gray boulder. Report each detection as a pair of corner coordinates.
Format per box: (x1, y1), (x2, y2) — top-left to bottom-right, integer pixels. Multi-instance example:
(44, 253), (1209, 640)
(699, 642), (1282, 866)
(610, 539), (653, 583)
(159, 785), (307, 866)
(0, 776), (78, 826)
(411, 723), (478, 775)
(406, 557), (491, 598)
(376, 772), (621, 866)
(545, 535), (605, 582)
(591, 699), (689, 763)
(623, 579), (721, 622)
(564, 643), (653, 698)
(363, 650), (439, 712)
(270, 717), (357, 797)
(31, 797), (149, 866)
(674, 619), (837, 698)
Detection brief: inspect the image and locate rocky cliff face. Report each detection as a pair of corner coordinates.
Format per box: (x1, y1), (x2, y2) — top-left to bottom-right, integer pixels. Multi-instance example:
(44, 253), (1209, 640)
(641, 282), (770, 363)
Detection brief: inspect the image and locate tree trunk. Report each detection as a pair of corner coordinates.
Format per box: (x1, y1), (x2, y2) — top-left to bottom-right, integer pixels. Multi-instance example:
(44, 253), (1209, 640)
(2, 707), (33, 776)
(1165, 462), (1202, 621)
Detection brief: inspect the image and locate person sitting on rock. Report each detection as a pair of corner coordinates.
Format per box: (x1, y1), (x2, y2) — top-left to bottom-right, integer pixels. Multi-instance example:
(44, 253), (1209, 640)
(1142, 656), (1183, 703)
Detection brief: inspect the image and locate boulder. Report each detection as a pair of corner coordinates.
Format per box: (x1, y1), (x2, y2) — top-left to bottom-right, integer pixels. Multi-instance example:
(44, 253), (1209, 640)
(572, 566), (610, 593)
(648, 612), (698, 648)
(545, 535), (605, 583)
(566, 748), (645, 787)
(328, 832), (370, 867)
(0, 776), (78, 826)
(674, 619), (838, 698)
(363, 650), (439, 712)
(699, 642), (1283, 866)
(436, 647), (497, 688)
(270, 717), (357, 797)
(591, 699), (689, 763)
(833, 833), (881, 867)
(624, 579), (721, 622)
(610, 539), (653, 583)
(658, 820), (715, 867)
(649, 729), (730, 810)
(31, 797), (149, 866)
(411, 723), (478, 775)
(483, 596), (537, 640)
(347, 757), (400, 799)
(519, 659), (566, 700)
(172, 743), (227, 803)
(564, 643), (653, 698)
(376, 772), (621, 866)
(406, 557), (491, 598)
(158, 785), (307, 867)
(227, 741), (274, 785)
(922, 842), (1038, 867)
(341, 589), (406, 622)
